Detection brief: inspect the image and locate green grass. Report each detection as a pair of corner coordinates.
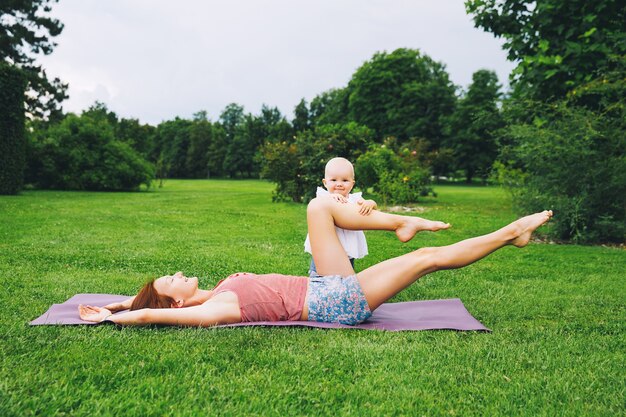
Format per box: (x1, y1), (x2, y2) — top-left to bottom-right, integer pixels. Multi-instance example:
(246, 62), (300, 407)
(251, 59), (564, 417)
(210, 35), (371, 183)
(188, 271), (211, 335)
(1, 180), (624, 416)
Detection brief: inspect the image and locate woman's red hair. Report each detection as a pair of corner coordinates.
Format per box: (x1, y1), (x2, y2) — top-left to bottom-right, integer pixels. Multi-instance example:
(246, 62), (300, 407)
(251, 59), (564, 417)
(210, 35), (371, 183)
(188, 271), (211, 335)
(130, 279), (176, 310)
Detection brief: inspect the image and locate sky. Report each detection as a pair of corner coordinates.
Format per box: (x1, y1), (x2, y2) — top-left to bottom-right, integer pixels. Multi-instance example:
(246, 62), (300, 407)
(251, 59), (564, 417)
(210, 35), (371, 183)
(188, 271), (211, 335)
(38, 0), (516, 125)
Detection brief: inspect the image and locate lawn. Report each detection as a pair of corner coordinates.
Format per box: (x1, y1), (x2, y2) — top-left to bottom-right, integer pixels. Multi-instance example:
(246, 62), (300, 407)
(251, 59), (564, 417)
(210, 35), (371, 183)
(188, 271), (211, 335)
(1, 180), (623, 416)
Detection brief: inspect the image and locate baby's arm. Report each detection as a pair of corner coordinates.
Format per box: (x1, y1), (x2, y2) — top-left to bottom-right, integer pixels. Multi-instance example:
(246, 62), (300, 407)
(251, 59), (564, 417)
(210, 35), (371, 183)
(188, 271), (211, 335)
(356, 197), (378, 215)
(329, 193), (348, 203)
(316, 186), (347, 203)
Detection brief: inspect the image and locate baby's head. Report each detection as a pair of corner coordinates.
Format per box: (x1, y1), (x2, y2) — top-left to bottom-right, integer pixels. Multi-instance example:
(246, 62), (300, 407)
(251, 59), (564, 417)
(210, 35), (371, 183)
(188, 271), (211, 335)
(322, 157), (355, 197)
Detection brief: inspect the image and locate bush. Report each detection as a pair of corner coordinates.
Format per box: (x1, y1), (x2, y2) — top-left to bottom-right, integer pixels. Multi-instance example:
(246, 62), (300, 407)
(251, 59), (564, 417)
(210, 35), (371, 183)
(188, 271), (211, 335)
(260, 131), (437, 205)
(496, 100), (625, 243)
(355, 143), (435, 205)
(354, 145), (402, 190)
(259, 140), (303, 202)
(260, 122), (373, 202)
(0, 64), (27, 194)
(377, 167), (433, 205)
(26, 113), (154, 191)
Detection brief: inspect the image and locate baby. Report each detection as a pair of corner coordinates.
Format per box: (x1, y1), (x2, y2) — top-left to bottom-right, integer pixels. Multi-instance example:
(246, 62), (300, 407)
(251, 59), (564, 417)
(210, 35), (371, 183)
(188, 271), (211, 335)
(304, 157), (377, 276)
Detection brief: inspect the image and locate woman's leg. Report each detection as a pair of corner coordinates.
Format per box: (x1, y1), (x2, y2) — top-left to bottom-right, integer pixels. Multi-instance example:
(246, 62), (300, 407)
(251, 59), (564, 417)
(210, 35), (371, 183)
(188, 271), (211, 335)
(356, 211), (553, 310)
(307, 196), (449, 276)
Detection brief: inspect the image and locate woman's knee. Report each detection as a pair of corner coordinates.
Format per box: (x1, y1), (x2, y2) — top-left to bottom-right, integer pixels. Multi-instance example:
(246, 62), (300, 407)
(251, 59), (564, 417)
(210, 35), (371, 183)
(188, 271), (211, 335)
(307, 195), (334, 215)
(412, 247), (441, 271)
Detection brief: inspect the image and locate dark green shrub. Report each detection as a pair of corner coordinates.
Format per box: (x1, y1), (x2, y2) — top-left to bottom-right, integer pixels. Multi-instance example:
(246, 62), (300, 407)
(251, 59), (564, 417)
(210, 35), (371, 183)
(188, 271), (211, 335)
(259, 141), (303, 202)
(26, 113), (154, 191)
(376, 167), (433, 205)
(260, 122), (373, 202)
(354, 145), (402, 190)
(355, 144), (434, 205)
(0, 64), (27, 194)
(496, 100), (625, 243)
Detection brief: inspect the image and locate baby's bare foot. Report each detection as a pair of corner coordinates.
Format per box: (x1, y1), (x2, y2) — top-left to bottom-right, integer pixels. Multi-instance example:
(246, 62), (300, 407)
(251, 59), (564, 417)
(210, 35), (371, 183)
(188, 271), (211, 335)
(395, 217), (451, 242)
(511, 210), (553, 247)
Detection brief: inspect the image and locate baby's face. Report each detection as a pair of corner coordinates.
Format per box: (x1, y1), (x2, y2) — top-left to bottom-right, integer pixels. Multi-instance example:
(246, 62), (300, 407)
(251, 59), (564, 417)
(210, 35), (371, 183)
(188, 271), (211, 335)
(322, 163), (355, 197)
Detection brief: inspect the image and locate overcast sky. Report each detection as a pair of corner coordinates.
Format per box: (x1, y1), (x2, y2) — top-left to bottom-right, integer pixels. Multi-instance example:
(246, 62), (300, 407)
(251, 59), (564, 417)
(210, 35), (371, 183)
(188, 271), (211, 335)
(38, 0), (515, 125)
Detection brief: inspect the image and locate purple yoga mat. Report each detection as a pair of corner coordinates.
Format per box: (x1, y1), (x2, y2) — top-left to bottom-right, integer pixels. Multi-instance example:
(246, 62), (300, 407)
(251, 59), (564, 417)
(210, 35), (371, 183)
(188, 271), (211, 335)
(30, 294), (490, 331)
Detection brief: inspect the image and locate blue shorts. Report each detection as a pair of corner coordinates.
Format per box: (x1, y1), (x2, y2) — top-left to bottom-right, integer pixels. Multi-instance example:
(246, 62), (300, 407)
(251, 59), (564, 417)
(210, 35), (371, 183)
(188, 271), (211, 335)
(306, 275), (372, 325)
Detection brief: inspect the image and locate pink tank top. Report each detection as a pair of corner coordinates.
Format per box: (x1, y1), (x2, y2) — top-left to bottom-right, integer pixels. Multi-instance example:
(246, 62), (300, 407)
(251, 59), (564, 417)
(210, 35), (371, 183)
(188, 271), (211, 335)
(212, 273), (308, 322)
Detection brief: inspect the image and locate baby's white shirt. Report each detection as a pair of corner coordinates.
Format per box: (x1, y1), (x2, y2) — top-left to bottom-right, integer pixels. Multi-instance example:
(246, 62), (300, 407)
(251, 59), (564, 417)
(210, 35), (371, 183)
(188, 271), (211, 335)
(304, 187), (369, 259)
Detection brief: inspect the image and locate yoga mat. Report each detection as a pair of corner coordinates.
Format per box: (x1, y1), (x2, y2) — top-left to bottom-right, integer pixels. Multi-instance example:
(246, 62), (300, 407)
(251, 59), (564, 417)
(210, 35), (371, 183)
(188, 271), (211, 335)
(30, 294), (490, 332)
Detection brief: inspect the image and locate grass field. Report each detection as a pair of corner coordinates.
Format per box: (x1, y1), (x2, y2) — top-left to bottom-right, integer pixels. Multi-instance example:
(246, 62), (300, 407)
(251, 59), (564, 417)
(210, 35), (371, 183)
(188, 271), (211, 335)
(1, 180), (624, 416)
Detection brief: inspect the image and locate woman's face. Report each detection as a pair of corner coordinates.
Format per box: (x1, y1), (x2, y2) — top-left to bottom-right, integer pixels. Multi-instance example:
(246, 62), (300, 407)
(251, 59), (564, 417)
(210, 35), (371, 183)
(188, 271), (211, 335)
(153, 271), (198, 306)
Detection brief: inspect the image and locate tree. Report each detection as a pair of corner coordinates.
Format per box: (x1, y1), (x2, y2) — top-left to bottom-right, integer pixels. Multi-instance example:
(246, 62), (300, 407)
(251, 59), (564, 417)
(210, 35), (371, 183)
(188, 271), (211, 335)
(224, 113), (262, 177)
(206, 124), (227, 178)
(83, 101), (155, 159)
(219, 103), (245, 177)
(25, 112), (154, 191)
(260, 105), (293, 143)
(116, 117), (155, 159)
(466, 0), (626, 101)
(221, 105), (293, 178)
(219, 103), (245, 142)
(0, 63), (27, 194)
(346, 48), (457, 147)
(186, 111), (213, 178)
(1, 0), (67, 118)
(468, 0), (626, 243)
(82, 101), (118, 125)
(309, 88), (349, 127)
(448, 70), (503, 182)
(494, 98), (625, 243)
(153, 118), (193, 178)
(292, 98), (310, 133)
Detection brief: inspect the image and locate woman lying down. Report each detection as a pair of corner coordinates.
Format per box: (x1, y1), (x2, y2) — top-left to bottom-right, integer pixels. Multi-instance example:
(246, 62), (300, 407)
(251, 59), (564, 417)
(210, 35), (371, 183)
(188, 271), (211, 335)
(79, 196), (552, 327)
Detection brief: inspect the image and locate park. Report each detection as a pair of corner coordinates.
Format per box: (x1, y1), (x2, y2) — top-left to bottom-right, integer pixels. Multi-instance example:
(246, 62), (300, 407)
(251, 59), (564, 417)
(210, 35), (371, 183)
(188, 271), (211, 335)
(1, 180), (624, 415)
(1, 1), (624, 416)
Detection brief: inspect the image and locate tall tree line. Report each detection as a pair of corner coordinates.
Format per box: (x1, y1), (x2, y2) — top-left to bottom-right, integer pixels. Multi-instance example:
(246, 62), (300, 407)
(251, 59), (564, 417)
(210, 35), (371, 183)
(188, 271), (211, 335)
(26, 44), (498, 186)
(2, 0), (503, 192)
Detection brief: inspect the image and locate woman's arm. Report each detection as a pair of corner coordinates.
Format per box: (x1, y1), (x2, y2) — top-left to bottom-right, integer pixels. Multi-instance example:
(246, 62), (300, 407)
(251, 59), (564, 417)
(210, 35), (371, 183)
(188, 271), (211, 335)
(79, 300), (241, 327)
(141, 302), (241, 327)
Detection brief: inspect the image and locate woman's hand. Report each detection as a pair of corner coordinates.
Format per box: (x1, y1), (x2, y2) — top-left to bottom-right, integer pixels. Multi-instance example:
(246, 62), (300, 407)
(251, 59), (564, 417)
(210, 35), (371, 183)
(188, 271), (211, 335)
(79, 304), (112, 323)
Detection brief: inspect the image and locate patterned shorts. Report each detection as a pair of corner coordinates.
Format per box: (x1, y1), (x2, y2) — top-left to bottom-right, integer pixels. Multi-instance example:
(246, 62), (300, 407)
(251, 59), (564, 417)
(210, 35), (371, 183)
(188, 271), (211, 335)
(306, 275), (372, 325)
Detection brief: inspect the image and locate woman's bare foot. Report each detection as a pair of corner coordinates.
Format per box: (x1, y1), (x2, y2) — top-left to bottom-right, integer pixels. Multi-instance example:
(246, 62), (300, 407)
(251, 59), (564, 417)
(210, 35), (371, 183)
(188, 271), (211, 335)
(395, 217), (451, 242)
(510, 210), (553, 247)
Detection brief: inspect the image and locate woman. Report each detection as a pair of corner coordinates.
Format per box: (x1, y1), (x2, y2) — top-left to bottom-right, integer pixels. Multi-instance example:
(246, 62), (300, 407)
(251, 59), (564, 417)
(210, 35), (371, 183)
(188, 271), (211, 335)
(79, 196), (553, 326)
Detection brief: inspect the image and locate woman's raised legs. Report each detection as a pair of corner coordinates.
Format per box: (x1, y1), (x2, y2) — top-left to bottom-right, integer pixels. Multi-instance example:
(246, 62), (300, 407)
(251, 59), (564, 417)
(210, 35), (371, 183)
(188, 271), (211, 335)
(355, 211), (553, 310)
(306, 196), (450, 276)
